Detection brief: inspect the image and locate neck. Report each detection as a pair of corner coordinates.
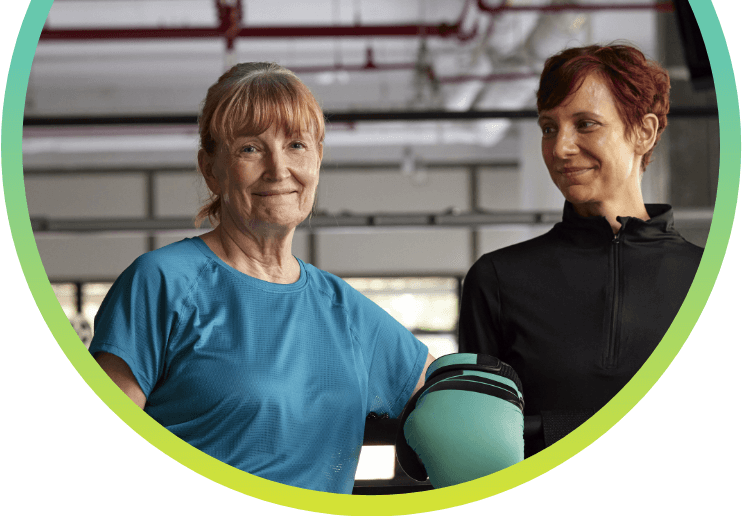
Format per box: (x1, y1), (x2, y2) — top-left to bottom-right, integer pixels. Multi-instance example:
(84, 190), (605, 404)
(201, 217), (300, 284)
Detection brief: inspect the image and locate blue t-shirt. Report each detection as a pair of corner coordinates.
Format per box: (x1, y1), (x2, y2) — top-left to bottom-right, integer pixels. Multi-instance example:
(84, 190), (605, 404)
(89, 237), (428, 494)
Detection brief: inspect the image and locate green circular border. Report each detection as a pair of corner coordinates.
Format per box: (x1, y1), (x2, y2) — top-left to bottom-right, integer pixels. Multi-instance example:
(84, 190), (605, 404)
(3, 0), (739, 513)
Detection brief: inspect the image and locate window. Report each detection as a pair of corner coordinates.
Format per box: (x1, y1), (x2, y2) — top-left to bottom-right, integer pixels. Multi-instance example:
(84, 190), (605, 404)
(343, 276), (460, 358)
(51, 281), (112, 349)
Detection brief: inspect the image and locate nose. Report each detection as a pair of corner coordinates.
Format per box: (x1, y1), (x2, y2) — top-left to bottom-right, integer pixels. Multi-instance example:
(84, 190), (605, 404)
(263, 148), (291, 181)
(552, 128), (579, 159)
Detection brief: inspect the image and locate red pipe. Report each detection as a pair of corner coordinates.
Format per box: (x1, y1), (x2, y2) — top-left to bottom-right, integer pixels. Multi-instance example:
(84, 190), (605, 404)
(216, 0), (242, 50)
(289, 62), (417, 74)
(36, 2), (673, 43)
(476, 0), (675, 14)
(39, 23), (467, 41)
(40, 0), (476, 42)
(40, 0), (674, 41)
(275, 64), (534, 84)
(287, 48), (419, 74)
(436, 71), (539, 84)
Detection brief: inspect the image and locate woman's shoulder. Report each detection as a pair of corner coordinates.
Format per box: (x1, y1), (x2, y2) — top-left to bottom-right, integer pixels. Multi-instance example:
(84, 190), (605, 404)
(299, 261), (406, 340)
(98, 239), (213, 322)
(475, 231), (557, 266)
(133, 236), (204, 264)
(124, 238), (213, 285)
(300, 261), (368, 307)
(301, 260), (348, 293)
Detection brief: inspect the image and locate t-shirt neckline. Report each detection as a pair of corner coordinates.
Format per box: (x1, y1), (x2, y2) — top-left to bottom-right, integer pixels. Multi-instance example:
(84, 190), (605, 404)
(189, 237), (308, 293)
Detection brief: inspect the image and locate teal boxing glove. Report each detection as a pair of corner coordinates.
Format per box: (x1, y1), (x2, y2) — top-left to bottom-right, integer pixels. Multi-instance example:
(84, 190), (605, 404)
(395, 353), (524, 488)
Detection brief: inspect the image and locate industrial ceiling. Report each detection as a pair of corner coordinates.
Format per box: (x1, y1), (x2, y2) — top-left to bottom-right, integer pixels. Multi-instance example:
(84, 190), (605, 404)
(23, 0), (675, 168)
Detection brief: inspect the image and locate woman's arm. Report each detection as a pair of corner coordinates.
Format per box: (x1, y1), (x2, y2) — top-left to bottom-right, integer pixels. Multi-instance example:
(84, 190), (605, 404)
(95, 352), (147, 409)
(412, 353), (436, 397)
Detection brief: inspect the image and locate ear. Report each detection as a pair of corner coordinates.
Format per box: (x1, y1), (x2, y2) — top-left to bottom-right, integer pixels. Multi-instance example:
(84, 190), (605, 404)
(198, 148), (221, 195)
(635, 113), (659, 155)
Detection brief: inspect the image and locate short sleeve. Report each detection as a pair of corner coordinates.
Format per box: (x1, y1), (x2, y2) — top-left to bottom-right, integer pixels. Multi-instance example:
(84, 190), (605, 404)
(458, 255), (503, 357)
(88, 254), (181, 397)
(347, 291), (428, 419)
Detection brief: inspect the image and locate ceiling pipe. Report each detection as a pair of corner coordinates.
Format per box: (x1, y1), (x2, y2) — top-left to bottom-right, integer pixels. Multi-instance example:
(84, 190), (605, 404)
(52, 1), (680, 46)
(32, 2), (671, 94)
(216, 0), (242, 51)
(475, 0), (675, 14)
(288, 47), (420, 75)
(436, 71), (539, 84)
(30, 1), (675, 152)
(22, 106), (718, 128)
(39, 0), (478, 44)
(37, 1), (673, 42)
(446, 0), (672, 149)
(38, 24), (472, 41)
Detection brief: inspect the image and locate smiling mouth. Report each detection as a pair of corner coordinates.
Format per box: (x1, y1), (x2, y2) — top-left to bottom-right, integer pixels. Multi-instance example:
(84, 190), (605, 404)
(560, 167), (594, 175)
(254, 191), (296, 197)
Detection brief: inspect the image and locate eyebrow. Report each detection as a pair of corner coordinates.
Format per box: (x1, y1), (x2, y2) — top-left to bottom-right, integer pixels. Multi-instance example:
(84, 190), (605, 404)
(233, 133), (261, 140)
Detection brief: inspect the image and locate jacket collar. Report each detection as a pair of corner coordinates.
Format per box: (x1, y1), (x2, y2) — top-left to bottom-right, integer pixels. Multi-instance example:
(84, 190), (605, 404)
(555, 201), (677, 244)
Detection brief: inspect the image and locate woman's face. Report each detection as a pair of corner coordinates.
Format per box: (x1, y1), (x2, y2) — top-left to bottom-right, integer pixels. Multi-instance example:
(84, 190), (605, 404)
(201, 125), (322, 236)
(538, 73), (644, 208)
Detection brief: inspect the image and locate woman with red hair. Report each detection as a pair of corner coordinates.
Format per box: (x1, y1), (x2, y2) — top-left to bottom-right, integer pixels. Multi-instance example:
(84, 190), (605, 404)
(89, 62), (434, 493)
(458, 44), (703, 455)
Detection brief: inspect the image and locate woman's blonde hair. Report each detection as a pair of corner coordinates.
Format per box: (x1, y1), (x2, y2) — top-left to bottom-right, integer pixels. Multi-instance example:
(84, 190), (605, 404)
(195, 62), (325, 227)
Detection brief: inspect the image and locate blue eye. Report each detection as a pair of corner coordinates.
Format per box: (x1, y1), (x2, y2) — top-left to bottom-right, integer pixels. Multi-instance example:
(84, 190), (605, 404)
(241, 145), (257, 153)
(290, 141), (307, 149)
(540, 125), (555, 136)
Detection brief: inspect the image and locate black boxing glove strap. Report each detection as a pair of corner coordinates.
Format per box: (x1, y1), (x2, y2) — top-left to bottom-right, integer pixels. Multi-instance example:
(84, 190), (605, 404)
(477, 355), (524, 395)
(424, 368), (522, 400)
(427, 362), (523, 397)
(421, 378), (524, 413)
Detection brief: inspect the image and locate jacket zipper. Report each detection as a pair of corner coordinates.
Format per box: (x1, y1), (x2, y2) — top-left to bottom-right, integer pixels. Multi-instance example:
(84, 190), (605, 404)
(605, 231), (622, 368)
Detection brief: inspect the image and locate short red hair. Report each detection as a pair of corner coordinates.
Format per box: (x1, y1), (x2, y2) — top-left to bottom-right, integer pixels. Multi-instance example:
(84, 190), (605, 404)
(537, 44), (670, 170)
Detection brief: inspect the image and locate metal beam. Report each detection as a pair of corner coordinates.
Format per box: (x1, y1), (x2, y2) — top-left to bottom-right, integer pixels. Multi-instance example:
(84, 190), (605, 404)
(30, 208), (714, 233)
(23, 106), (719, 127)
(22, 161), (520, 175)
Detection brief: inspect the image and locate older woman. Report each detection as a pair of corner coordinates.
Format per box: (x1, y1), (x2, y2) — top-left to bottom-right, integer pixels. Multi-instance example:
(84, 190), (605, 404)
(89, 62), (434, 494)
(458, 45), (703, 455)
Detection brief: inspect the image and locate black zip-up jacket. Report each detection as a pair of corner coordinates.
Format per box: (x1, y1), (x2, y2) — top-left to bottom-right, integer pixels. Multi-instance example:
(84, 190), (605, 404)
(458, 202), (703, 419)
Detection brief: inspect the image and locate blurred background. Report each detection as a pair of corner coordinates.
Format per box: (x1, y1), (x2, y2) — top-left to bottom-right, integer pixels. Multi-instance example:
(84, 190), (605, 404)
(22, 0), (718, 493)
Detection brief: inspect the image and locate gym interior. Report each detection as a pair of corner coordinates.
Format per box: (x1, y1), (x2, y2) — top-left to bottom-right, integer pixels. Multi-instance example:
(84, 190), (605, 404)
(23, 0), (717, 495)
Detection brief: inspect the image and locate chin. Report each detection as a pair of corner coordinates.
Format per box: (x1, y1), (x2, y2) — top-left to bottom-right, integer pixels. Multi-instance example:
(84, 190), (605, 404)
(561, 184), (596, 205)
